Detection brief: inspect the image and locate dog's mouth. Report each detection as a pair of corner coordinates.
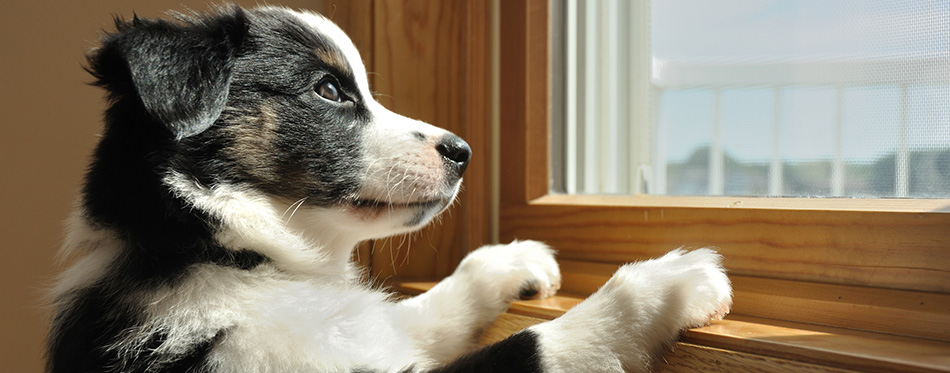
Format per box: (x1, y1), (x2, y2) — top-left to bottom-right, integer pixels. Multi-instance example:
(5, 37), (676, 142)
(346, 181), (462, 226)
(350, 198), (444, 210)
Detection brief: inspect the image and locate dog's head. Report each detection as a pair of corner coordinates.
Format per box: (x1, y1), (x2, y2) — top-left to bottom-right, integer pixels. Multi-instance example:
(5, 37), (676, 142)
(84, 6), (469, 256)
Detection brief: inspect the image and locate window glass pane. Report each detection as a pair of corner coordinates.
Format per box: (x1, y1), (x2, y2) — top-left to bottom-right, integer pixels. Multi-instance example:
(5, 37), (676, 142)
(552, 0), (950, 198)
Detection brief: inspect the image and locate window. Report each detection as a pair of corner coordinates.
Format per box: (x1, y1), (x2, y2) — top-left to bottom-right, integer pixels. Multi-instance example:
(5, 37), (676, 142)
(551, 0), (950, 198)
(499, 0), (950, 346)
(324, 0), (949, 368)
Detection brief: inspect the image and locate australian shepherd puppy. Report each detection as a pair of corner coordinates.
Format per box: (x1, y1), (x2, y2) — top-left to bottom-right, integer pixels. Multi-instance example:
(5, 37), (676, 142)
(48, 5), (732, 373)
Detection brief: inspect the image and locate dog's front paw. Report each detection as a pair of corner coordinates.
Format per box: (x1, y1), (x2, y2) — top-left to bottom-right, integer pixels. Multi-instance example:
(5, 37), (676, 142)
(524, 249), (731, 372)
(672, 248), (732, 326)
(456, 240), (561, 301)
(610, 248), (732, 329)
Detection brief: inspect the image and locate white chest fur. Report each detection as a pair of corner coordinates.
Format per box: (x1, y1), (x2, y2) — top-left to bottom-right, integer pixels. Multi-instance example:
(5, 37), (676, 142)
(140, 265), (422, 372)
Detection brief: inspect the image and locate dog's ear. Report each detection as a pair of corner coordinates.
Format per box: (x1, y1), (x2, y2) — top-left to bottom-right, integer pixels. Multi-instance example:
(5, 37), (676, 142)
(88, 7), (248, 139)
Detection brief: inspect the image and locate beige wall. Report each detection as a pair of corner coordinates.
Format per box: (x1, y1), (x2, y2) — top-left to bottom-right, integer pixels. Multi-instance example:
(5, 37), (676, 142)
(0, 1), (319, 371)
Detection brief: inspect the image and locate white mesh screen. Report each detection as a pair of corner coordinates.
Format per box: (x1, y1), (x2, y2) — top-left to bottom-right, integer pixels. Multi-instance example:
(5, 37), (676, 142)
(552, 0), (950, 198)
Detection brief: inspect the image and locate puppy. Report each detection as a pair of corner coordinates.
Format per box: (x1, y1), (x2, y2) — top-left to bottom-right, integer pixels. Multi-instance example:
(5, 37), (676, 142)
(48, 6), (732, 372)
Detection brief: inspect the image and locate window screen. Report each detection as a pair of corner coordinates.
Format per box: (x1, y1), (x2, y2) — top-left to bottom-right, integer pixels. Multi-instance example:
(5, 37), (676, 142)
(551, 0), (950, 198)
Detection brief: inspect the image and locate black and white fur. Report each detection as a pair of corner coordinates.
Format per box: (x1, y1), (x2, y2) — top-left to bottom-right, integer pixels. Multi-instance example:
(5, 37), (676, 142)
(49, 6), (732, 373)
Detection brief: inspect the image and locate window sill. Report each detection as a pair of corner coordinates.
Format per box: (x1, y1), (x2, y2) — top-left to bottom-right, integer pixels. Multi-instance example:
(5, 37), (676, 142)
(397, 282), (950, 372)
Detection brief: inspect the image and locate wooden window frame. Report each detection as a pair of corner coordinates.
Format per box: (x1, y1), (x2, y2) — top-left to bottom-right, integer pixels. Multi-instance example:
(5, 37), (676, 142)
(498, 0), (950, 348)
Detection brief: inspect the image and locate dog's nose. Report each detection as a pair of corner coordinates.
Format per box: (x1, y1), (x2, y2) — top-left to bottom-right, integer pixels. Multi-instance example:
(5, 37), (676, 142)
(436, 134), (472, 176)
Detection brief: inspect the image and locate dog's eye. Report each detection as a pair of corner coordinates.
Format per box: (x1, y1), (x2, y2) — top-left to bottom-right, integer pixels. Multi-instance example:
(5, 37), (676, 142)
(315, 79), (343, 103)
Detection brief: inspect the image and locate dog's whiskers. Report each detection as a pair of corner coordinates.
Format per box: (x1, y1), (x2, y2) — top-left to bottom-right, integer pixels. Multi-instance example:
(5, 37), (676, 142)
(388, 235), (399, 275)
(399, 232), (413, 267)
(282, 197), (308, 224)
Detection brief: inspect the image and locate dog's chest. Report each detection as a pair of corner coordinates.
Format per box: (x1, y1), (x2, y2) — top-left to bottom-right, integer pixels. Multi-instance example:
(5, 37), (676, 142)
(150, 266), (421, 371)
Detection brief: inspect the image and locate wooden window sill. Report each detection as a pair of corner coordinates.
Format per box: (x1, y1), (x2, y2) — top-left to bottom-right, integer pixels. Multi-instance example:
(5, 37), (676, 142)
(397, 282), (950, 372)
